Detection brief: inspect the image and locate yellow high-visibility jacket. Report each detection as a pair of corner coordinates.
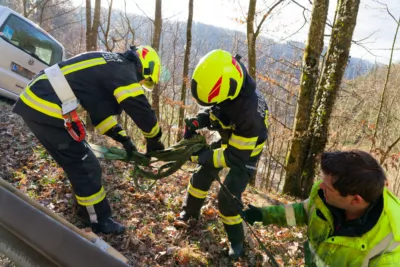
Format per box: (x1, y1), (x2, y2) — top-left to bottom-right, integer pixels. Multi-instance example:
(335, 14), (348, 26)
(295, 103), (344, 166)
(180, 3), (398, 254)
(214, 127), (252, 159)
(259, 181), (400, 266)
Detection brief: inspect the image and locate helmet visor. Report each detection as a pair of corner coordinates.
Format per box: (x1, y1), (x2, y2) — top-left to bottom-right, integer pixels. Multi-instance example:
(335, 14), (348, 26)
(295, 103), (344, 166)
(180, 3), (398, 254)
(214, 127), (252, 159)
(191, 79), (214, 107)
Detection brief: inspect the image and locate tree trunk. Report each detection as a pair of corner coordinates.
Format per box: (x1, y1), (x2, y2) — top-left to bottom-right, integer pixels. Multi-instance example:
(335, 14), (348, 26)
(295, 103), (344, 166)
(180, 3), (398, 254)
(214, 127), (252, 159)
(177, 0), (194, 141)
(300, 0), (361, 198)
(100, 0), (114, 51)
(246, 0), (283, 187)
(86, 0), (101, 51)
(151, 0), (162, 120)
(22, 0), (29, 18)
(246, 0), (283, 81)
(91, 0), (101, 50)
(246, 0), (257, 79)
(85, 0), (92, 51)
(283, 0), (329, 196)
(85, 0), (101, 136)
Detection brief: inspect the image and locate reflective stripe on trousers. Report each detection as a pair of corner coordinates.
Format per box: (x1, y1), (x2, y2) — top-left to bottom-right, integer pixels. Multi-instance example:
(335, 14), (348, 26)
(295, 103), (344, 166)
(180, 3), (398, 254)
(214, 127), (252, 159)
(187, 182), (208, 199)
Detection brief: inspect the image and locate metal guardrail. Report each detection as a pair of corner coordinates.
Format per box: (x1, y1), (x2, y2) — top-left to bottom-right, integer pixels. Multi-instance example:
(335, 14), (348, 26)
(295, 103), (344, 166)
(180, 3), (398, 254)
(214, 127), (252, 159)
(0, 180), (131, 267)
(0, 224), (56, 267)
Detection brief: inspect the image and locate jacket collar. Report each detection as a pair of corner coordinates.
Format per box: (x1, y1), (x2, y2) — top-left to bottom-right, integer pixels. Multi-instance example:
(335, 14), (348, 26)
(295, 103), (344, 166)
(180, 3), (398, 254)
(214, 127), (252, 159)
(238, 61), (256, 97)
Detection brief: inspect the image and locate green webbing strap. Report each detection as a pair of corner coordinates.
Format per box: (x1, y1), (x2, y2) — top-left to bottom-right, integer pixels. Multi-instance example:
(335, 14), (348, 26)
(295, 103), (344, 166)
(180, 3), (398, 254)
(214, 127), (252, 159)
(89, 135), (208, 190)
(91, 136), (279, 264)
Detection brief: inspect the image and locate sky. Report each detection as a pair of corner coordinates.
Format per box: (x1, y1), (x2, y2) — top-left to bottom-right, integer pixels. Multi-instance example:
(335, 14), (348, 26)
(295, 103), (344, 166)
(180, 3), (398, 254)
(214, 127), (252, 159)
(75, 0), (400, 64)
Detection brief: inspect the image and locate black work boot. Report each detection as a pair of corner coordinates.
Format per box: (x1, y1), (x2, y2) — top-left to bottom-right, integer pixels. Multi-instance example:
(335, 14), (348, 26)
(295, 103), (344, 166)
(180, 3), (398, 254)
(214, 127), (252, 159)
(224, 222), (245, 260)
(228, 242), (244, 260)
(92, 218), (126, 235)
(177, 210), (199, 222)
(178, 192), (205, 221)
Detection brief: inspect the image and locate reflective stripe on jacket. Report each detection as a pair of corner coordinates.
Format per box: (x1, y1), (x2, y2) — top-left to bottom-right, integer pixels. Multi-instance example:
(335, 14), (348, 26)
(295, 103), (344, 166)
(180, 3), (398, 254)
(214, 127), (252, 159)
(13, 51), (159, 140)
(259, 181), (400, 266)
(194, 65), (269, 171)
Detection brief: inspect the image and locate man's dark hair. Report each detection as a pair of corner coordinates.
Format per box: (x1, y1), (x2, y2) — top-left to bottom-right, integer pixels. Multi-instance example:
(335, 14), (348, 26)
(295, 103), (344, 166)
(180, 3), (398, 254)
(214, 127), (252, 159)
(320, 150), (386, 203)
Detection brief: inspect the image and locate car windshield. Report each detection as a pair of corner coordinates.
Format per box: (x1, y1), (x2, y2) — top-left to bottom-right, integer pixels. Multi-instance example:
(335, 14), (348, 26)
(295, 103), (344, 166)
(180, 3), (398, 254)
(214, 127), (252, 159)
(0, 14), (63, 65)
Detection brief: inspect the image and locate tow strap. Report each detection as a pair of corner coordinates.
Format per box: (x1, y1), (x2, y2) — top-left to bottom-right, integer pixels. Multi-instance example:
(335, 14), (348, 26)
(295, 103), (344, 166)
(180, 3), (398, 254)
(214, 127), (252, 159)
(44, 64), (85, 142)
(91, 136), (279, 265)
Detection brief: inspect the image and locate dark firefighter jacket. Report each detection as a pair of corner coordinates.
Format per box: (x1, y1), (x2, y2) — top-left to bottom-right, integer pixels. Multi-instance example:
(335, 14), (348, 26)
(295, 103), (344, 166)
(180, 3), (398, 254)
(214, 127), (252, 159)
(13, 51), (160, 142)
(194, 62), (268, 172)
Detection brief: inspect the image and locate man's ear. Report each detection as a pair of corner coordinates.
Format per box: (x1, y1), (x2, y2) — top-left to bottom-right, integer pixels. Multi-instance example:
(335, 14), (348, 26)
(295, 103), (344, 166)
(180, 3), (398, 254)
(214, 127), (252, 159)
(351, 195), (364, 205)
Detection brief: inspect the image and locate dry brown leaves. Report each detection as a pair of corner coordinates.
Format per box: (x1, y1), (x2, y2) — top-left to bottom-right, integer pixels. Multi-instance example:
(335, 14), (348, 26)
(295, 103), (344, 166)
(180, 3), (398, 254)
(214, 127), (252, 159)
(0, 100), (307, 266)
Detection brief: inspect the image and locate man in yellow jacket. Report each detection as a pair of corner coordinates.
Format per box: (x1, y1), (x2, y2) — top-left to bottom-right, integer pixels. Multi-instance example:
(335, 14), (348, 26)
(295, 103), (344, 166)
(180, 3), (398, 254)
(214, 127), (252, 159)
(244, 150), (400, 266)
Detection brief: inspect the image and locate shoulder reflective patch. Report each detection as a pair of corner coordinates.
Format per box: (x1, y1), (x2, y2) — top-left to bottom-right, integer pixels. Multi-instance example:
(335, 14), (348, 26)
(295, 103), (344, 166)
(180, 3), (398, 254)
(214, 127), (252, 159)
(61, 57), (107, 76)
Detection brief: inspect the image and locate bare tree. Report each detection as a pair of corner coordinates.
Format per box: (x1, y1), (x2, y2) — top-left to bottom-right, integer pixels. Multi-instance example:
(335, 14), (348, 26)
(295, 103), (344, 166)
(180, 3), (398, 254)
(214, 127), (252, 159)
(371, 6), (400, 154)
(121, 0), (137, 46)
(99, 0), (117, 51)
(151, 0), (163, 120)
(84, 0), (101, 134)
(283, 0), (329, 196)
(177, 0), (194, 141)
(85, 0), (101, 51)
(7, 0), (82, 34)
(297, 0), (361, 198)
(246, 0), (284, 80)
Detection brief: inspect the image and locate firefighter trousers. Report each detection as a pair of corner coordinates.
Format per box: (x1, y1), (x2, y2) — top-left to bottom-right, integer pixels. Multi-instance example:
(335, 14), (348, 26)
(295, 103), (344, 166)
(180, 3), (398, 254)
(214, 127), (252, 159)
(182, 165), (253, 245)
(23, 118), (112, 224)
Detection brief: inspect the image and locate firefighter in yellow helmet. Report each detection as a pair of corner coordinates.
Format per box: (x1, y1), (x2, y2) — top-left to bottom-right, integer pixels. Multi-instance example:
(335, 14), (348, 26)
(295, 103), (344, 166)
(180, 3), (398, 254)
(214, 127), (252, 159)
(13, 45), (164, 235)
(178, 49), (269, 259)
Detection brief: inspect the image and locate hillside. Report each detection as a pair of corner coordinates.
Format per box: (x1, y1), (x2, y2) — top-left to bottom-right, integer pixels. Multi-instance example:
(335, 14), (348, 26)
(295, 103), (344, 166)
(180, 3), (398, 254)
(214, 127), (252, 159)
(125, 19), (376, 81)
(0, 98), (306, 266)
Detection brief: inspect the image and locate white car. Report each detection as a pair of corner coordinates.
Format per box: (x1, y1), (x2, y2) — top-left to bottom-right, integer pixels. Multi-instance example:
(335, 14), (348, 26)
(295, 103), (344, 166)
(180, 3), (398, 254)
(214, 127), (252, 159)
(0, 6), (66, 100)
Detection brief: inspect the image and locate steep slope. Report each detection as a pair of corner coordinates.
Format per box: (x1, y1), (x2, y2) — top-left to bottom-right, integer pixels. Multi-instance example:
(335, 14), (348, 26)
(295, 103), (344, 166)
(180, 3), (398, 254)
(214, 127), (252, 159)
(0, 99), (306, 266)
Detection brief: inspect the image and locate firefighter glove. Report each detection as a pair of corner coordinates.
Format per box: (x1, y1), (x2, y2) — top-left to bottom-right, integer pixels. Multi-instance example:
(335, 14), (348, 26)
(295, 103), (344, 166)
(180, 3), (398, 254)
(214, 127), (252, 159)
(210, 140), (222, 149)
(146, 138), (165, 154)
(122, 139), (137, 158)
(243, 204), (263, 225)
(184, 118), (201, 139)
(190, 149), (211, 166)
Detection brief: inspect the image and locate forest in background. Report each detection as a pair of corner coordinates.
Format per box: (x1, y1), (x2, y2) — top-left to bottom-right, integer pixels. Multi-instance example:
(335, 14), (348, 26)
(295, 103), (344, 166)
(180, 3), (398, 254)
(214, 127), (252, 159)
(1, 0), (400, 265)
(1, 0), (399, 197)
